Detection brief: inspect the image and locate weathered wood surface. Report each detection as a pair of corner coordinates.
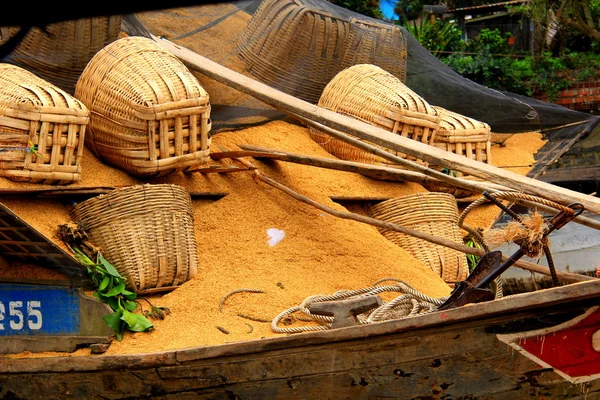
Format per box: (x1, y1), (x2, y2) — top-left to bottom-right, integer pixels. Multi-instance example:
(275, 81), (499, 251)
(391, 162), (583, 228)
(0, 287), (113, 354)
(154, 37), (600, 215)
(2, 280), (600, 399)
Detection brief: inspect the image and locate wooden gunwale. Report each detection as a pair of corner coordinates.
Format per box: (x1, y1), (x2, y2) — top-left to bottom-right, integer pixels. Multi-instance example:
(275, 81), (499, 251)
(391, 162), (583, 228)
(2, 279), (599, 374)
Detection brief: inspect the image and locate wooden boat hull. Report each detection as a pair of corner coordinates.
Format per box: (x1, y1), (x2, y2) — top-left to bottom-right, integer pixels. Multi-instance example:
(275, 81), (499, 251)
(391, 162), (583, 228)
(2, 280), (600, 399)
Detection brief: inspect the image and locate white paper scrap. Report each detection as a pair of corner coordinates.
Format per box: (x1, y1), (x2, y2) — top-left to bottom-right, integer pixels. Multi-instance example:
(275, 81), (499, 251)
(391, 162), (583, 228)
(267, 228), (285, 247)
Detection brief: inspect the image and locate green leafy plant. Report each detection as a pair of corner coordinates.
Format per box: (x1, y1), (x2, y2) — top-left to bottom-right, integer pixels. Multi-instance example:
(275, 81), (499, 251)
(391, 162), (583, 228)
(59, 224), (154, 341)
(464, 237), (483, 272)
(401, 13), (464, 56)
(72, 248), (154, 341)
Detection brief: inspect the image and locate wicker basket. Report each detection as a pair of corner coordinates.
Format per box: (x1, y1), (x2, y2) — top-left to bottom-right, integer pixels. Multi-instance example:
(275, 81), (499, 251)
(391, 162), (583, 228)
(0, 16), (121, 94)
(74, 36), (212, 177)
(308, 64), (440, 166)
(423, 107), (492, 198)
(69, 184), (199, 295)
(238, 0), (408, 104)
(432, 106), (492, 165)
(0, 63), (89, 184)
(368, 192), (468, 284)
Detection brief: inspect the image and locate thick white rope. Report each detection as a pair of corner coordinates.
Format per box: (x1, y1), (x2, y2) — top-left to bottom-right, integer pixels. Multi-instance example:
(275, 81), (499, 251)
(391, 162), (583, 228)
(271, 279), (447, 334)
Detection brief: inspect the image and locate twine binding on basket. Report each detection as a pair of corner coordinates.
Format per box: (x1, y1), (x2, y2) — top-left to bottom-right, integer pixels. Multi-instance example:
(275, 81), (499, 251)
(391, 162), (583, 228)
(238, 0), (408, 104)
(308, 64), (440, 166)
(368, 192), (468, 284)
(75, 36), (212, 177)
(0, 63), (89, 184)
(69, 184), (199, 295)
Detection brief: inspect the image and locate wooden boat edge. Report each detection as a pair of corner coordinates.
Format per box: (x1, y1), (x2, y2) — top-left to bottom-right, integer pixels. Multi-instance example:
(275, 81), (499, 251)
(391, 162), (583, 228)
(2, 279), (599, 374)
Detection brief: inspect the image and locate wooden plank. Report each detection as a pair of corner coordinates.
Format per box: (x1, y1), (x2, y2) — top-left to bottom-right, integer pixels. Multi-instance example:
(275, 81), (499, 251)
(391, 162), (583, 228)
(184, 164), (255, 174)
(528, 124), (595, 179)
(154, 37), (600, 214)
(1, 295), (600, 398)
(5, 279), (600, 375)
(538, 165), (600, 183)
(0, 286), (113, 354)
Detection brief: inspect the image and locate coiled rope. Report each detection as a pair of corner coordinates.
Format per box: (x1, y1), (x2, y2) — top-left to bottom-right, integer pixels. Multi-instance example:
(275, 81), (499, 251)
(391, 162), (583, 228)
(271, 278), (446, 333)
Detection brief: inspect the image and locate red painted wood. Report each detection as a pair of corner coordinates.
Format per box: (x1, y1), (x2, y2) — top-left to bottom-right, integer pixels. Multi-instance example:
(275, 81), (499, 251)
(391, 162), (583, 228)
(519, 308), (600, 378)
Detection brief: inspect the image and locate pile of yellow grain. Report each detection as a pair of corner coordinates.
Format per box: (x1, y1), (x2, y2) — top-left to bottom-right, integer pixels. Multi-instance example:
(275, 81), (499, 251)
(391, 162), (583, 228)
(0, 5), (547, 357)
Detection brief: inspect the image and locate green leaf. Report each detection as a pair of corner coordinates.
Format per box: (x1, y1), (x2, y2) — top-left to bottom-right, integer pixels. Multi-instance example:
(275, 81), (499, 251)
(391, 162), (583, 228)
(105, 296), (120, 312)
(121, 289), (137, 301)
(98, 256), (123, 278)
(104, 280), (126, 297)
(103, 309), (124, 334)
(121, 309), (154, 332)
(123, 300), (138, 312)
(98, 275), (111, 291)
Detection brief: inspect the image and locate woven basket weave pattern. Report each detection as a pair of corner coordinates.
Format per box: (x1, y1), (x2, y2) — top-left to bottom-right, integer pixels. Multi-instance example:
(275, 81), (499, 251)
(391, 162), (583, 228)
(369, 192), (468, 284)
(0, 16), (121, 94)
(0, 64), (89, 184)
(70, 184), (199, 294)
(432, 106), (492, 165)
(75, 36), (212, 177)
(308, 64), (439, 165)
(238, 0), (408, 104)
(424, 107), (492, 198)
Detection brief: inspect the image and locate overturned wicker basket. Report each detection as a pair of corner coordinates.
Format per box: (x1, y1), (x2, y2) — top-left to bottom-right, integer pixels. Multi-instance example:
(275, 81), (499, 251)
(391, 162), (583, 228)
(0, 63), (89, 184)
(70, 184), (198, 295)
(368, 192), (468, 285)
(75, 36), (212, 177)
(424, 106), (492, 198)
(238, 0), (408, 104)
(0, 16), (121, 94)
(308, 64), (440, 166)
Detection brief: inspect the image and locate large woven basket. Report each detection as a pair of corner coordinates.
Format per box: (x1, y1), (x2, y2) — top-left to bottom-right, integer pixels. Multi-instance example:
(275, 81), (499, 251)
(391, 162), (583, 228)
(69, 184), (199, 295)
(75, 36), (212, 177)
(0, 16), (121, 94)
(368, 192), (468, 285)
(424, 106), (492, 198)
(0, 63), (89, 184)
(308, 64), (440, 166)
(238, 0), (408, 104)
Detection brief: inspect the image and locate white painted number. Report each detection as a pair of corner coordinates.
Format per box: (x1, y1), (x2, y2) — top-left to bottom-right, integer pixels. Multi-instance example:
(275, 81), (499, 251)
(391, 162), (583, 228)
(9, 301), (24, 330)
(0, 300), (43, 331)
(28, 301), (42, 330)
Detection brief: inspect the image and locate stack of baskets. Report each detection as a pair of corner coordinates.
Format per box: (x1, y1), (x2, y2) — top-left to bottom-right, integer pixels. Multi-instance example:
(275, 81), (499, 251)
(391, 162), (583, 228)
(424, 106), (493, 198)
(70, 184), (199, 294)
(75, 36), (212, 177)
(238, 0), (408, 104)
(0, 63), (89, 184)
(308, 64), (440, 166)
(369, 192), (468, 285)
(0, 16), (121, 94)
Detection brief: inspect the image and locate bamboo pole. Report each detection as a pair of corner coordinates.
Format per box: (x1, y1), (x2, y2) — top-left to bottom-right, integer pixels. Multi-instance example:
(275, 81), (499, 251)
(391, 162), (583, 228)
(257, 171), (593, 284)
(221, 149), (593, 284)
(233, 145), (600, 231)
(154, 37), (600, 215)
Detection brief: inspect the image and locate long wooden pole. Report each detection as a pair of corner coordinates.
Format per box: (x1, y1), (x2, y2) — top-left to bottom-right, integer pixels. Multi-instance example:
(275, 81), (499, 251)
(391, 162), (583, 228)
(218, 147), (593, 283)
(257, 171), (593, 283)
(234, 147), (600, 231)
(155, 37), (600, 214)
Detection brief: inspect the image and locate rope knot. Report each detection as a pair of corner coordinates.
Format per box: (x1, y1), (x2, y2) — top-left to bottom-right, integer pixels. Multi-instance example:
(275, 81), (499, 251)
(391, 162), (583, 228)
(484, 212), (549, 258)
